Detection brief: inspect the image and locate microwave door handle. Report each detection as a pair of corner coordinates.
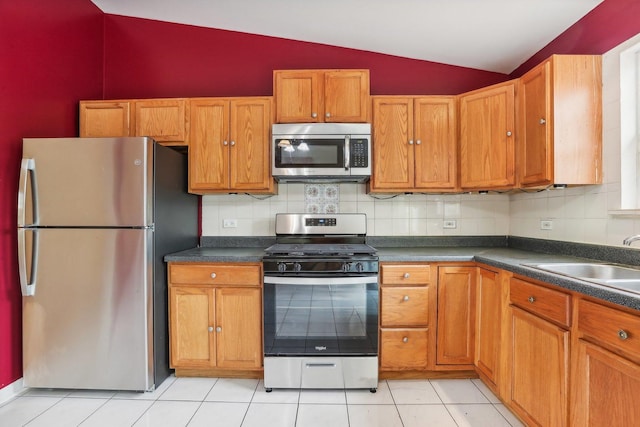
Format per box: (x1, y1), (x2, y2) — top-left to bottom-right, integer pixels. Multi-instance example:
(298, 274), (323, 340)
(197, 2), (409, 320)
(344, 136), (350, 170)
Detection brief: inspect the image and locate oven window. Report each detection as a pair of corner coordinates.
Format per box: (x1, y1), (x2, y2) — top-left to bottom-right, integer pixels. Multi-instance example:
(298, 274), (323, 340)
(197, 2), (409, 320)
(274, 138), (344, 168)
(264, 281), (378, 356)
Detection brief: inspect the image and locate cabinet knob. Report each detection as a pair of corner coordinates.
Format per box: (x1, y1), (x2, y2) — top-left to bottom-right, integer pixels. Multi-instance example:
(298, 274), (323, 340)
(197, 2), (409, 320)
(528, 296), (536, 303)
(416, 140), (421, 145)
(223, 140), (228, 146)
(325, 112), (331, 118)
(403, 273), (410, 279)
(403, 295), (410, 302)
(408, 140), (414, 145)
(210, 272), (217, 279)
(208, 326), (214, 332)
(230, 141), (235, 146)
(618, 329), (629, 340)
(216, 326), (222, 333)
(311, 112), (318, 118)
(539, 118), (546, 125)
(506, 131), (513, 137)
(402, 337), (409, 343)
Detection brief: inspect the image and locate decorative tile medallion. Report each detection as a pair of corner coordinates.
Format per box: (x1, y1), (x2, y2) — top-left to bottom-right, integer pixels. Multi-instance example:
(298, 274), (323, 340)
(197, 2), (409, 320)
(305, 184), (339, 214)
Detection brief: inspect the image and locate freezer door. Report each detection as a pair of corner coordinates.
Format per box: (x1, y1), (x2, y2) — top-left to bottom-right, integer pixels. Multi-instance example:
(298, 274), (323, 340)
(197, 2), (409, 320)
(22, 228), (154, 391)
(20, 137), (153, 227)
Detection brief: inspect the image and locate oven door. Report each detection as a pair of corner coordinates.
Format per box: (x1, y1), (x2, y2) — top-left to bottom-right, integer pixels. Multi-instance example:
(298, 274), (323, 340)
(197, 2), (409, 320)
(263, 275), (379, 357)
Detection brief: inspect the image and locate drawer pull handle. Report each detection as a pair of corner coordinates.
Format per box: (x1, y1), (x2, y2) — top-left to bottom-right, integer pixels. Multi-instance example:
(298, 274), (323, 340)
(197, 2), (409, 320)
(403, 295), (410, 302)
(403, 273), (410, 279)
(528, 296), (536, 303)
(402, 337), (409, 343)
(618, 329), (629, 340)
(210, 273), (217, 279)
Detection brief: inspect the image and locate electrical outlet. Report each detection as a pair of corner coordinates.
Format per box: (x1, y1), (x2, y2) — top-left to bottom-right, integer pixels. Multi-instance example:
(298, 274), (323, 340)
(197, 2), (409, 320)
(540, 220), (553, 230)
(223, 219), (238, 228)
(443, 220), (457, 229)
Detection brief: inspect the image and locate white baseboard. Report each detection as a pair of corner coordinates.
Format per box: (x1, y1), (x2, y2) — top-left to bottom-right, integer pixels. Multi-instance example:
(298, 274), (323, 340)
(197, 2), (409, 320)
(0, 377), (25, 405)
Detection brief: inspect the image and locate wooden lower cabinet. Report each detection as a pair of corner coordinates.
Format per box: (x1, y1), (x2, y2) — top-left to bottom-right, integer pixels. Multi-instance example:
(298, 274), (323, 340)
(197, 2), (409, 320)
(510, 306), (569, 426)
(168, 263), (262, 376)
(571, 298), (640, 426)
(474, 267), (503, 392)
(436, 266), (476, 367)
(379, 263), (436, 373)
(507, 276), (571, 426)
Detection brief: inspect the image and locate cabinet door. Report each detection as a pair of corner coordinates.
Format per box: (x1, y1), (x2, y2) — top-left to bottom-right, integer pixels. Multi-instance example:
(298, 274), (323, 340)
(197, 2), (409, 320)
(437, 266), (476, 365)
(572, 340), (640, 427)
(79, 101), (131, 137)
(274, 70), (322, 123)
(371, 97), (414, 191)
(519, 60), (552, 186)
(460, 81), (515, 190)
(189, 98), (230, 192)
(324, 70), (369, 122)
(215, 287), (262, 369)
(229, 98), (273, 191)
(510, 306), (568, 427)
(414, 97), (457, 190)
(135, 99), (188, 145)
(169, 286), (216, 368)
(475, 268), (501, 388)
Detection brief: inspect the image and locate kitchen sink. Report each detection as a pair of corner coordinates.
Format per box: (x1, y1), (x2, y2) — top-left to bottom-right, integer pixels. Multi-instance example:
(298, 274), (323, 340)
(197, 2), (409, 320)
(526, 262), (640, 294)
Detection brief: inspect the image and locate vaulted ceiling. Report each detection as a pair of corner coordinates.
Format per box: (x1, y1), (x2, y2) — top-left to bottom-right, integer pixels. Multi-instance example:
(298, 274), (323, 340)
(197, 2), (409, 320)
(90, 0), (603, 74)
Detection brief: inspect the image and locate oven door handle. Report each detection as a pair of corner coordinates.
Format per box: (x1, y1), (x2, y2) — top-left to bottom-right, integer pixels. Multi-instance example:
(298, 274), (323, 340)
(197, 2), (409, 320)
(264, 275), (377, 286)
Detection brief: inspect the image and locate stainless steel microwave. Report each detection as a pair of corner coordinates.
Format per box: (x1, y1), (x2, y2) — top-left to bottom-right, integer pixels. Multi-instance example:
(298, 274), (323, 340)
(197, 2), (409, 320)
(272, 123), (371, 182)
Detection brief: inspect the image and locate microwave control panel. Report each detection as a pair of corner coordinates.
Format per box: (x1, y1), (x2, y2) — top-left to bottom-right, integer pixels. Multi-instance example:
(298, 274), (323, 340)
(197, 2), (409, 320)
(350, 139), (369, 167)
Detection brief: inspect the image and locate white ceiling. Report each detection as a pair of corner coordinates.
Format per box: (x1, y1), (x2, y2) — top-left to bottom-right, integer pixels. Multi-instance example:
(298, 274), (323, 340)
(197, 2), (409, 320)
(90, 0), (603, 74)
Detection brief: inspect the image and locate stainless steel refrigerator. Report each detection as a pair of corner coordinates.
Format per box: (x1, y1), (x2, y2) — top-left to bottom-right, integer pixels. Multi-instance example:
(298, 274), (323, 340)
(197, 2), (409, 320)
(17, 137), (198, 391)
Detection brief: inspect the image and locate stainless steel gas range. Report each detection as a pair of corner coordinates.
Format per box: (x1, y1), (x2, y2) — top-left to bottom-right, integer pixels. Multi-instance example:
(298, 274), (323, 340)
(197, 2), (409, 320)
(262, 213), (379, 392)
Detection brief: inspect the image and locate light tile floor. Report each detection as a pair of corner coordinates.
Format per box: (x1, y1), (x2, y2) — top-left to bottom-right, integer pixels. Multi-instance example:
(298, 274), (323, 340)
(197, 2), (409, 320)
(0, 376), (525, 426)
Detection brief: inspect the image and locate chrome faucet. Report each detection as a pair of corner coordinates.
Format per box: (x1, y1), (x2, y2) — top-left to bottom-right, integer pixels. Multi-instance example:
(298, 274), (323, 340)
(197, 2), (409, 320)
(623, 235), (640, 246)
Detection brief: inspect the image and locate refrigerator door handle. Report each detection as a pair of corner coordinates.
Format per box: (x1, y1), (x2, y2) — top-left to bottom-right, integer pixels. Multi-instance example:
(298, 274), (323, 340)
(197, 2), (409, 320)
(18, 158), (38, 227)
(17, 228), (38, 296)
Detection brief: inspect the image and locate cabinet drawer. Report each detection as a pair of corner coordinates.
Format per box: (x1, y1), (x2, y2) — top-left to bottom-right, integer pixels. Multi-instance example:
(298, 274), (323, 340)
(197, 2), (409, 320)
(380, 328), (429, 370)
(381, 287), (429, 327)
(380, 264), (430, 285)
(578, 299), (640, 356)
(170, 264), (261, 286)
(510, 278), (571, 327)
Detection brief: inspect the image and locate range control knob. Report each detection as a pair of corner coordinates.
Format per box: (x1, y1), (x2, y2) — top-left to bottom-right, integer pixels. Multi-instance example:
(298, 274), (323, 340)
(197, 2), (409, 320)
(342, 262), (352, 273)
(293, 263), (302, 272)
(277, 262), (287, 273)
(355, 262), (364, 273)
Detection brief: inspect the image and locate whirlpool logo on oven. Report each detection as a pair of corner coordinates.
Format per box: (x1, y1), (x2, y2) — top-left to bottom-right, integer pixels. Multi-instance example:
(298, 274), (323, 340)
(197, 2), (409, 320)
(315, 346), (327, 351)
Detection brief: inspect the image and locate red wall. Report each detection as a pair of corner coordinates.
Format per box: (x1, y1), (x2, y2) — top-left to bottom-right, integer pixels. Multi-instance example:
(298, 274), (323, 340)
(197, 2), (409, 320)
(0, 0), (104, 388)
(511, 0), (640, 77)
(103, 16), (508, 99)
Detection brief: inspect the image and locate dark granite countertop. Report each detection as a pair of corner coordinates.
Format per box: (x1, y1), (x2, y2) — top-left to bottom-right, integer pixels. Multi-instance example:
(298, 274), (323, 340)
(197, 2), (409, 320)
(164, 236), (640, 311)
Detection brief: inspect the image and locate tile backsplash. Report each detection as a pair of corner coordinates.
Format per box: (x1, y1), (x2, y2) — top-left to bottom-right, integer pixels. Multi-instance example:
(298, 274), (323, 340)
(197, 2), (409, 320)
(201, 184), (510, 237)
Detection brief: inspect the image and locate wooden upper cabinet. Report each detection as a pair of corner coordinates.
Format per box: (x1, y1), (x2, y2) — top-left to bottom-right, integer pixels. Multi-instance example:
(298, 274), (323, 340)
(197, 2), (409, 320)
(189, 97), (274, 194)
(135, 98), (189, 146)
(370, 96), (457, 192)
(323, 70), (370, 122)
(274, 69), (369, 123)
(459, 80), (516, 190)
(518, 55), (602, 187)
(79, 100), (131, 137)
(371, 97), (414, 191)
